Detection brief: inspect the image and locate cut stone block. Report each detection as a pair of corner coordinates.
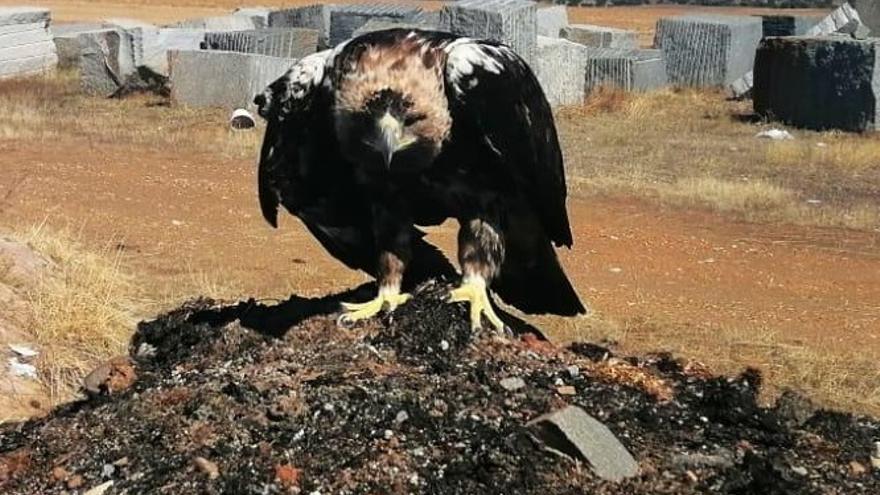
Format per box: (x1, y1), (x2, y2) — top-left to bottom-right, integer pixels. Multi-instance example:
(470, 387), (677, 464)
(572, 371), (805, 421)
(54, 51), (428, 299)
(233, 7), (271, 29)
(528, 406), (639, 482)
(171, 15), (256, 31)
(169, 49), (295, 109)
(732, 3), (865, 99)
(534, 36), (587, 106)
(654, 14), (762, 88)
(54, 23), (112, 69)
(51, 22), (107, 36)
(852, 0), (880, 36)
(753, 36), (880, 132)
(760, 15), (822, 37)
(584, 47), (667, 95)
(204, 29), (319, 59)
(139, 28), (207, 76)
(268, 5), (336, 50)
(0, 52), (56, 78)
(351, 20), (429, 38)
(78, 29), (136, 96)
(329, 4), (422, 47)
(537, 5), (567, 38)
(561, 24), (638, 50)
(440, 0), (537, 67)
(0, 7), (49, 27)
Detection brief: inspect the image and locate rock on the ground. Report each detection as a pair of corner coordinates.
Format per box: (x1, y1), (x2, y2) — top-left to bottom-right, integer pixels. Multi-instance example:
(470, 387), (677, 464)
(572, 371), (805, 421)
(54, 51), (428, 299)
(328, 4), (422, 48)
(584, 47), (667, 96)
(528, 405), (639, 482)
(654, 14), (761, 88)
(440, 0), (537, 67)
(0, 7), (57, 79)
(77, 29), (136, 96)
(535, 36), (587, 107)
(561, 24), (638, 50)
(268, 5), (336, 50)
(760, 14), (822, 37)
(753, 36), (880, 132)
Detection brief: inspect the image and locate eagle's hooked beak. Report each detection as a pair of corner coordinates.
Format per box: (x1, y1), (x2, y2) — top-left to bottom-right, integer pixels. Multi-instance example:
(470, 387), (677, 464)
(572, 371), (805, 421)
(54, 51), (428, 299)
(377, 113), (401, 169)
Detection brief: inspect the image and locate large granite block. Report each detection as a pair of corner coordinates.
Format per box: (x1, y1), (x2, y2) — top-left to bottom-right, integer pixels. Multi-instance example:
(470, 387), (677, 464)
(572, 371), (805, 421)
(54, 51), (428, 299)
(561, 24), (638, 49)
(534, 36), (587, 106)
(140, 28), (207, 76)
(851, 0), (880, 36)
(329, 4), (422, 47)
(169, 49), (295, 108)
(760, 15), (822, 37)
(0, 7), (56, 79)
(440, 0), (537, 67)
(351, 20), (429, 38)
(584, 47), (667, 95)
(537, 5), (568, 38)
(204, 28), (319, 59)
(268, 5), (336, 49)
(654, 14), (762, 87)
(753, 36), (880, 132)
(0, 7), (49, 27)
(78, 29), (135, 95)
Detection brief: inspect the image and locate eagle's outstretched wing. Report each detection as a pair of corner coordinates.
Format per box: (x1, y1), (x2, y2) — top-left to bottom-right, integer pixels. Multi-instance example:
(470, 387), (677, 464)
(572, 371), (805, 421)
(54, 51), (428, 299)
(442, 39), (574, 248)
(255, 49), (456, 284)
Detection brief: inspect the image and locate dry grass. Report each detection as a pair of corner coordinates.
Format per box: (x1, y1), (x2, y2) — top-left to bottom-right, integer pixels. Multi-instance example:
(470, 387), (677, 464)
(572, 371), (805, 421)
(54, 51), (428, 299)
(5, 224), (147, 403)
(559, 88), (880, 232)
(0, 71), (261, 159)
(548, 312), (880, 416)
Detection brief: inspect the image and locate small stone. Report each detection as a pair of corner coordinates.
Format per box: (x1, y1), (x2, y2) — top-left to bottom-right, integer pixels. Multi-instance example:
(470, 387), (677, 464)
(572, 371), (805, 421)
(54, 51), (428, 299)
(193, 456), (220, 480)
(84, 481), (114, 495)
(274, 464), (301, 489)
(499, 377), (526, 391)
(685, 470), (698, 482)
(850, 460), (867, 476)
(113, 457), (129, 467)
(395, 410), (409, 424)
(566, 365), (580, 378)
(101, 463), (115, 478)
(872, 441), (880, 470)
(67, 475), (85, 489)
(791, 466), (808, 476)
(83, 357), (136, 396)
(671, 451), (735, 470)
(556, 385), (576, 396)
(383, 429), (393, 440)
(439, 340), (450, 351)
(51, 466), (70, 483)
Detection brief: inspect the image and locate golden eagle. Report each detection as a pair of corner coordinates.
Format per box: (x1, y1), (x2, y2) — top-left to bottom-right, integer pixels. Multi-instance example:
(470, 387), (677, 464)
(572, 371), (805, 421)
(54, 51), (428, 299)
(254, 29), (585, 331)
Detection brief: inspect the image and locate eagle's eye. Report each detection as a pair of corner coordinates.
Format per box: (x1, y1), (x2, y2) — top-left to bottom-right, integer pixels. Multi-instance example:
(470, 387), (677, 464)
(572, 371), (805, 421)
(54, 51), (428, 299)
(403, 113), (426, 127)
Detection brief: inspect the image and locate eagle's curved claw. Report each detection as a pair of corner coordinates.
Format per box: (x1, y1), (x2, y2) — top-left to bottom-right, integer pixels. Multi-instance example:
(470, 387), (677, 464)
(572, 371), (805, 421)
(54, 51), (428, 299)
(338, 292), (411, 326)
(448, 280), (505, 333)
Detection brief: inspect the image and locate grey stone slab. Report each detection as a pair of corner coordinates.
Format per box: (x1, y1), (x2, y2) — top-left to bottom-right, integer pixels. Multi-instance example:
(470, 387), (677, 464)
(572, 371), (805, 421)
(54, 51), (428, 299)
(561, 23), (638, 50)
(0, 53), (56, 78)
(0, 20), (49, 36)
(537, 5), (567, 38)
(139, 28), (207, 76)
(0, 15), (56, 79)
(78, 29), (136, 96)
(440, 0), (537, 67)
(329, 4), (422, 47)
(351, 20), (428, 38)
(852, 0), (880, 36)
(760, 15), (822, 37)
(169, 49), (295, 108)
(0, 27), (52, 48)
(204, 28), (318, 59)
(51, 22), (107, 36)
(535, 36), (586, 106)
(528, 406), (639, 482)
(753, 36), (880, 132)
(584, 47), (667, 95)
(171, 15), (256, 31)
(0, 7), (49, 27)
(654, 14), (762, 88)
(268, 4), (336, 50)
(233, 7), (271, 29)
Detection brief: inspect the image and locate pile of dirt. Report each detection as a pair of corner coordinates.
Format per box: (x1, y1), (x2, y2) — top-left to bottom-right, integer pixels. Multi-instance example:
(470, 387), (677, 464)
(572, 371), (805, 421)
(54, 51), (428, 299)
(1, 281), (878, 494)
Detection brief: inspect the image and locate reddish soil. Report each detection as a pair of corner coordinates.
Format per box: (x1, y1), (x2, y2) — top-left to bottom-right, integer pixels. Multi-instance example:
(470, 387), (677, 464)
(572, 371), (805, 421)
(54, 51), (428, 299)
(0, 137), (877, 358)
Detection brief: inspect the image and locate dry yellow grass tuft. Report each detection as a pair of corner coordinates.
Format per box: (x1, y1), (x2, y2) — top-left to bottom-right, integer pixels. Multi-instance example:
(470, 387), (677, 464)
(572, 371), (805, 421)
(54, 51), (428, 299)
(7, 224), (146, 403)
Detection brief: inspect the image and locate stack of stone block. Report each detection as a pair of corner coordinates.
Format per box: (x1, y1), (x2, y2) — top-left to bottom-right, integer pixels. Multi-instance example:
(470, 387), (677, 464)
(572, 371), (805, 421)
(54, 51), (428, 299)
(440, 0), (537, 66)
(561, 24), (638, 50)
(169, 49), (294, 108)
(535, 36), (587, 106)
(329, 4), (423, 47)
(654, 14), (762, 88)
(584, 47), (667, 96)
(753, 36), (880, 132)
(268, 5), (335, 50)
(0, 7), (57, 79)
(203, 28), (319, 59)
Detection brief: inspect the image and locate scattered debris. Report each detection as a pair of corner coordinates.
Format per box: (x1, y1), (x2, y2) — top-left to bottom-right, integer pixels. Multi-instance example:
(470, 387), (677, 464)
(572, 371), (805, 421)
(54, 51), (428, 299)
(755, 129), (794, 140)
(527, 405), (639, 482)
(500, 377), (526, 391)
(556, 385), (577, 396)
(193, 456), (220, 480)
(274, 463), (301, 489)
(82, 356), (136, 396)
(7, 345), (38, 359)
(83, 480), (113, 495)
(8, 358), (37, 379)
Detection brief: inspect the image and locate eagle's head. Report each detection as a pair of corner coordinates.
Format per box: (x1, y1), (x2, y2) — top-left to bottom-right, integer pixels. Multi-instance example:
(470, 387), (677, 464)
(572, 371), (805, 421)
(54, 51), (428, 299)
(333, 42), (451, 173)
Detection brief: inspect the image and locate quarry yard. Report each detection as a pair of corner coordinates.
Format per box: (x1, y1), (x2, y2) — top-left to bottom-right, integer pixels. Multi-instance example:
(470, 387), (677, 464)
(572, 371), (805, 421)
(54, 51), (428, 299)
(0, 0), (879, 492)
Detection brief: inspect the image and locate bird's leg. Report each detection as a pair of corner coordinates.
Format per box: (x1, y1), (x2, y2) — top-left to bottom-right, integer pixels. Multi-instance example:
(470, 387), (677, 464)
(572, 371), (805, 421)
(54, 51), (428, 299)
(339, 201), (412, 325)
(339, 252), (411, 323)
(448, 218), (506, 332)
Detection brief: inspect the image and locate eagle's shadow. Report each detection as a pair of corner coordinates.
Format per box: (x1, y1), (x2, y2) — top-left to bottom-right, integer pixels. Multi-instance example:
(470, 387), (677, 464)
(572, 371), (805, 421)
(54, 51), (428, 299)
(187, 281), (546, 340)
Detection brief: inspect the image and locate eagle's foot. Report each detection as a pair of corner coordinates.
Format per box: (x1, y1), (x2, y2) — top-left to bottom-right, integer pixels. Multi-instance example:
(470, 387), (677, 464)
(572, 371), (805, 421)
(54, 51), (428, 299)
(338, 291), (411, 325)
(448, 278), (505, 333)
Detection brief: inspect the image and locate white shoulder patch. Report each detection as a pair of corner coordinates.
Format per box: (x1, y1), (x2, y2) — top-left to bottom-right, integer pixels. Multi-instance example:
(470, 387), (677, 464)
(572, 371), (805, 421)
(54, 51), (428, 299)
(443, 39), (513, 95)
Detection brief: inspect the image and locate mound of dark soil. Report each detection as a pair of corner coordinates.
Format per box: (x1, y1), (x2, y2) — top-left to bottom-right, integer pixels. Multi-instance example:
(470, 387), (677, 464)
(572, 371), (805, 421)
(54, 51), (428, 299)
(1, 281), (878, 494)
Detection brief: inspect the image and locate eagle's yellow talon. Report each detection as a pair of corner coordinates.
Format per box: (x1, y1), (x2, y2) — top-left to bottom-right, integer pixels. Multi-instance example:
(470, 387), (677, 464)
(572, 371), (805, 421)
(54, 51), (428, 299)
(339, 292), (411, 324)
(448, 279), (505, 332)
